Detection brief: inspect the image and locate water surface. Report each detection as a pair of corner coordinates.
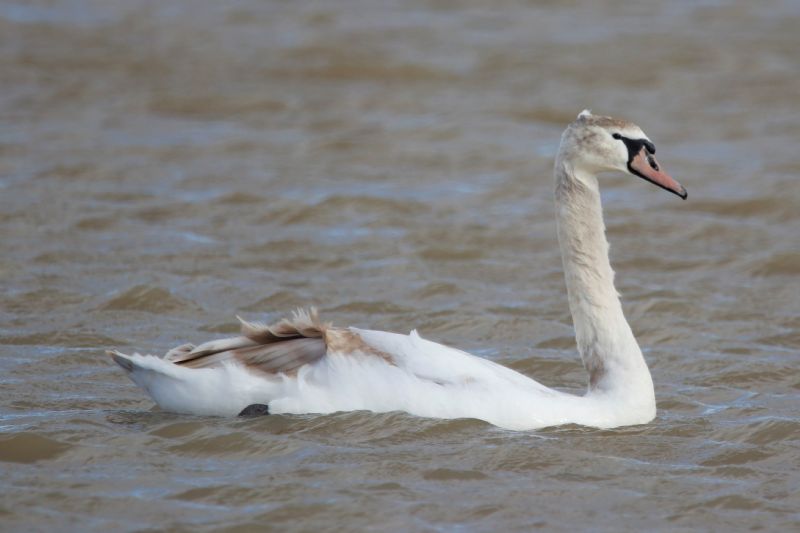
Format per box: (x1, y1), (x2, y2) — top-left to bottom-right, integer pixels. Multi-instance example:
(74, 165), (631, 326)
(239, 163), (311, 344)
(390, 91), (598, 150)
(1, 0), (799, 530)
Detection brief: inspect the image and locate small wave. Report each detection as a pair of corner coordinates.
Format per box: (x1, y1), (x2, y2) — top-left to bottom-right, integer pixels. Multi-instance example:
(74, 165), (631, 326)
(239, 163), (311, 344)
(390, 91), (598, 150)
(747, 252), (800, 277)
(0, 432), (71, 463)
(96, 285), (202, 314)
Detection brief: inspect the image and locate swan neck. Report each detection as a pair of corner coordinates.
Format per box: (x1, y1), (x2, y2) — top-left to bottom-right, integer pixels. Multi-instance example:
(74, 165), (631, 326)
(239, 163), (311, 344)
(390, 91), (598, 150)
(553, 160), (653, 398)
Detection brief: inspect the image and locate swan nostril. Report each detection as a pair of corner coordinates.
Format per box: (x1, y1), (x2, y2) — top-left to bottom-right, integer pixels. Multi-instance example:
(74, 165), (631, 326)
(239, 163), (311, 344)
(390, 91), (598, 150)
(648, 156), (659, 171)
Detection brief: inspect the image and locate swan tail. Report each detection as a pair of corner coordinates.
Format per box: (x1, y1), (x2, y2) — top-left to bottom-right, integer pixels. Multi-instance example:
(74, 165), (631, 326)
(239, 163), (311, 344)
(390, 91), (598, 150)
(106, 348), (280, 416)
(106, 349), (184, 380)
(107, 349), (136, 372)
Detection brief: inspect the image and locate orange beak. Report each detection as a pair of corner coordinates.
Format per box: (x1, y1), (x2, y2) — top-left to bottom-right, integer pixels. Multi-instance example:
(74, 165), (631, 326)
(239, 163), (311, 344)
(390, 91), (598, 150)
(629, 147), (687, 199)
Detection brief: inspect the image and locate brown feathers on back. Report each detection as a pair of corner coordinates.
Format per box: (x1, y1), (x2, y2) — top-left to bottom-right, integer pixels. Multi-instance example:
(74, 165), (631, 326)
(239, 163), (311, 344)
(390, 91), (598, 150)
(166, 308), (330, 375)
(237, 308), (328, 343)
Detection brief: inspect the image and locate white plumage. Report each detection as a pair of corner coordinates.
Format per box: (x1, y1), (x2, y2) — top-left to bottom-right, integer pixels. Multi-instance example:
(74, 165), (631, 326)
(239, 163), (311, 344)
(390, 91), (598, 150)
(109, 111), (687, 430)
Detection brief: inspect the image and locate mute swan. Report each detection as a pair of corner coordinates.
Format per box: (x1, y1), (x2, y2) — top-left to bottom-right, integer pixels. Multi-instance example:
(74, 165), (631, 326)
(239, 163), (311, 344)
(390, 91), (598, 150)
(108, 110), (686, 430)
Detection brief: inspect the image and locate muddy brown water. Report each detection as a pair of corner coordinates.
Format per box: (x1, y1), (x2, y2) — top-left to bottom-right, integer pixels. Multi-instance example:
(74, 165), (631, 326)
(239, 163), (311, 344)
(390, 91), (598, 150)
(1, 0), (799, 531)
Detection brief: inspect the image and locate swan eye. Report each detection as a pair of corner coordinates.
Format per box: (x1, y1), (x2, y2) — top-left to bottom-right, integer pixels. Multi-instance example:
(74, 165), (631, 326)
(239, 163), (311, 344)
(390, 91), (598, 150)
(612, 133), (622, 139)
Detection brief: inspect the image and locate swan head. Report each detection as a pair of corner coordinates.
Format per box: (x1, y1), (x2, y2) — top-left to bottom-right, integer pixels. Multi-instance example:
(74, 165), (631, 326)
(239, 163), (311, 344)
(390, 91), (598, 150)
(559, 110), (687, 199)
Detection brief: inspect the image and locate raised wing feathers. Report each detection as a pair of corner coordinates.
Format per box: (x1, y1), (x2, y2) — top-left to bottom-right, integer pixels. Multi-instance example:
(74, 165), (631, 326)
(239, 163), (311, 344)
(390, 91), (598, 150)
(164, 308), (329, 375)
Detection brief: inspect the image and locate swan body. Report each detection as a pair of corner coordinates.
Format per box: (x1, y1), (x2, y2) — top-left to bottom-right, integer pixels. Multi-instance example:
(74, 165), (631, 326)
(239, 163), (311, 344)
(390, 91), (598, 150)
(109, 110), (686, 430)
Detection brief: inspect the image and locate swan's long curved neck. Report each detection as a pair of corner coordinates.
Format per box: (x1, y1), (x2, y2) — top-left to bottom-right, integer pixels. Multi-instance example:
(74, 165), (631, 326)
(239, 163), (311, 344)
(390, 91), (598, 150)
(554, 159), (654, 403)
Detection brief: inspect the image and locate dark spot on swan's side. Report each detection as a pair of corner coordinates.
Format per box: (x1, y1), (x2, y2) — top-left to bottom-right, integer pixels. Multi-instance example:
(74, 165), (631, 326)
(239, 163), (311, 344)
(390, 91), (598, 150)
(238, 404), (270, 416)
